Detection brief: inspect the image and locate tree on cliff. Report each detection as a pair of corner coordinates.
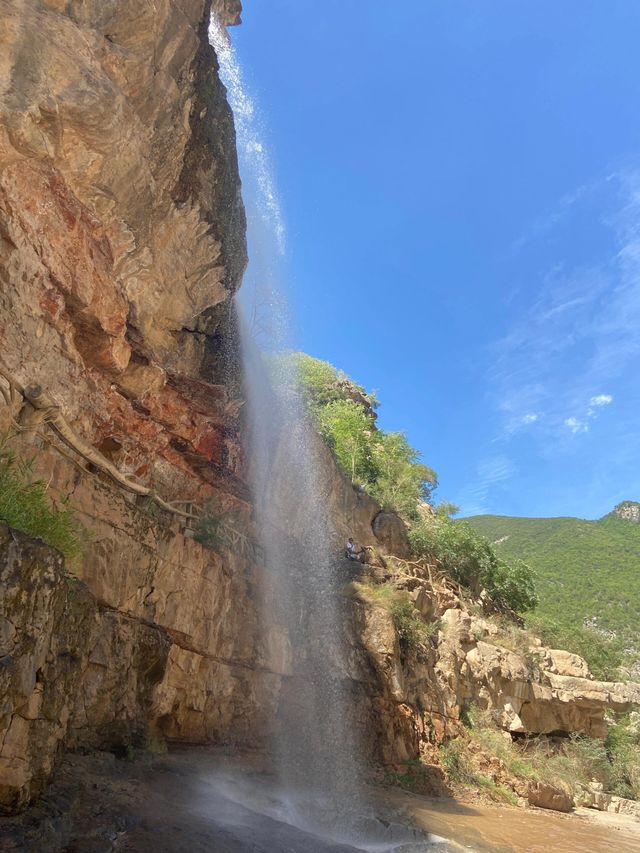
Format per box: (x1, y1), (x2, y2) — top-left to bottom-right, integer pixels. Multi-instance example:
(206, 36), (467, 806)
(268, 351), (434, 518)
(408, 515), (538, 614)
(267, 350), (536, 614)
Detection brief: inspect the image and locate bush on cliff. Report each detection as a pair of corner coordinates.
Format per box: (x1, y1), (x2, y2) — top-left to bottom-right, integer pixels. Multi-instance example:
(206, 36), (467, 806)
(268, 351), (437, 518)
(314, 399), (378, 485)
(408, 515), (537, 614)
(354, 581), (437, 654)
(0, 444), (82, 558)
(368, 431), (437, 518)
(456, 705), (640, 802)
(606, 714), (640, 800)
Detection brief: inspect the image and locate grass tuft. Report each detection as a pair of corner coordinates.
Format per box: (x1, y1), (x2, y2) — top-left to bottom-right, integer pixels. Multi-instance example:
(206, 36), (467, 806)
(0, 442), (83, 558)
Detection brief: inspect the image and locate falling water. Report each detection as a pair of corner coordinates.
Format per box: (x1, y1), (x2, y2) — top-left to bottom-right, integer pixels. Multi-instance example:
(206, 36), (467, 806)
(207, 15), (449, 852)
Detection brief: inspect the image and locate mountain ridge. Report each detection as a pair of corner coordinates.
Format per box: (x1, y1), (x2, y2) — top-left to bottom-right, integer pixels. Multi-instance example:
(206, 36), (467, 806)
(465, 510), (640, 679)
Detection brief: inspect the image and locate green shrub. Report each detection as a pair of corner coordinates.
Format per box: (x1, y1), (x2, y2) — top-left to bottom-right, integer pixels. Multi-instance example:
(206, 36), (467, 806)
(194, 510), (222, 550)
(438, 738), (517, 803)
(266, 351), (437, 520)
(267, 351), (351, 408)
(383, 758), (434, 792)
(314, 399), (378, 486)
(356, 581), (435, 653)
(409, 516), (537, 614)
(439, 737), (476, 785)
(368, 431), (437, 517)
(459, 706), (626, 800)
(390, 594), (437, 652)
(0, 444), (83, 558)
(606, 715), (640, 799)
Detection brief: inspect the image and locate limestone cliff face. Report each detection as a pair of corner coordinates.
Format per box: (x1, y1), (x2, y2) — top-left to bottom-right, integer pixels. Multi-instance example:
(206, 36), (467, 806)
(0, 0), (409, 813)
(349, 563), (640, 770)
(0, 0), (246, 503)
(0, 0), (263, 813)
(0, 524), (170, 813)
(2, 0), (637, 822)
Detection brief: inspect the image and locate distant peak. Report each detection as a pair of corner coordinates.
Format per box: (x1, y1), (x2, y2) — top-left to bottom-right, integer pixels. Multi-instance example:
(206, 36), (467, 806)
(604, 501), (640, 523)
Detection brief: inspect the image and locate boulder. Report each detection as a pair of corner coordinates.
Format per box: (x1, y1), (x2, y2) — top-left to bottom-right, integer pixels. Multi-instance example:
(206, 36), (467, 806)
(372, 511), (410, 558)
(524, 781), (573, 813)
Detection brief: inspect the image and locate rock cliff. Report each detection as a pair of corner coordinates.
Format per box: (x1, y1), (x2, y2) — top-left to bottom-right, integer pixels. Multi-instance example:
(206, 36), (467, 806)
(608, 501), (640, 523)
(0, 0), (407, 813)
(1, 0), (638, 824)
(346, 560), (640, 768)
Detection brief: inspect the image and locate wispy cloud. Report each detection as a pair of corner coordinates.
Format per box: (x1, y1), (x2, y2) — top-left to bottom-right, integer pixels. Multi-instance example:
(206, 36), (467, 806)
(459, 168), (638, 513)
(490, 170), (638, 443)
(589, 393), (613, 408)
(564, 417), (588, 435)
(564, 393), (614, 435)
(457, 455), (516, 515)
(507, 180), (597, 257)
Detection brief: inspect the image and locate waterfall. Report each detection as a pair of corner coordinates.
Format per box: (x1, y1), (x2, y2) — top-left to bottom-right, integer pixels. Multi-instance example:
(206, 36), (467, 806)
(209, 6), (363, 811)
(207, 15), (439, 852)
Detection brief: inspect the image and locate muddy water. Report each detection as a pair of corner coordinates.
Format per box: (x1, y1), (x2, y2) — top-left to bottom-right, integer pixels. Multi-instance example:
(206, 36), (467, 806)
(385, 789), (640, 853)
(3, 749), (638, 852)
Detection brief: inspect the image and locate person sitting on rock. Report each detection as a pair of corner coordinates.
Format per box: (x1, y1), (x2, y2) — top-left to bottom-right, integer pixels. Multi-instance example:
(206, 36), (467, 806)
(345, 537), (363, 561)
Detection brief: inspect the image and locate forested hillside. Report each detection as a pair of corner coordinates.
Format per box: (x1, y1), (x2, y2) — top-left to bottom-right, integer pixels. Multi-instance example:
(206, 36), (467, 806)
(466, 512), (640, 678)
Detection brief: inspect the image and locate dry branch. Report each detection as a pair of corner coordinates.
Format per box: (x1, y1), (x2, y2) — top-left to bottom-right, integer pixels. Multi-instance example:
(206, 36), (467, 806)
(0, 363), (197, 519)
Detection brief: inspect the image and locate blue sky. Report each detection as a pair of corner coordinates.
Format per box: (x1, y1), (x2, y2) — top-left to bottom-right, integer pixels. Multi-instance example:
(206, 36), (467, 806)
(229, 1), (640, 520)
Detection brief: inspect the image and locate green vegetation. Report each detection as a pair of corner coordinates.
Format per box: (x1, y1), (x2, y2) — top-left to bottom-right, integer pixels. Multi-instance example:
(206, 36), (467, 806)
(465, 513), (640, 679)
(354, 580), (438, 653)
(315, 399), (378, 485)
(606, 714), (640, 799)
(270, 352), (537, 615)
(0, 442), (83, 558)
(409, 515), (538, 614)
(383, 758), (436, 794)
(193, 509), (223, 550)
(451, 705), (640, 802)
(438, 737), (518, 804)
(268, 352), (437, 517)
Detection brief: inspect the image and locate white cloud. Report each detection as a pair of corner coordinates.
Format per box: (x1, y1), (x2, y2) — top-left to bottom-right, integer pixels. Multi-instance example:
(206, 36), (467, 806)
(589, 394), (613, 407)
(586, 393), (613, 418)
(565, 417), (588, 435)
(490, 168), (639, 446)
(521, 413), (539, 425)
(456, 455), (516, 515)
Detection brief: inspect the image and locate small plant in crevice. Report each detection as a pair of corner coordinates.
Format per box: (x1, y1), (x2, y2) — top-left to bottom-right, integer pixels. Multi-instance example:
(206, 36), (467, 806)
(383, 758), (434, 793)
(390, 594), (438, 654)
(194, 510), (223, 550)
(0, 439), (83, 558)
(355, 580), (437, 654)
